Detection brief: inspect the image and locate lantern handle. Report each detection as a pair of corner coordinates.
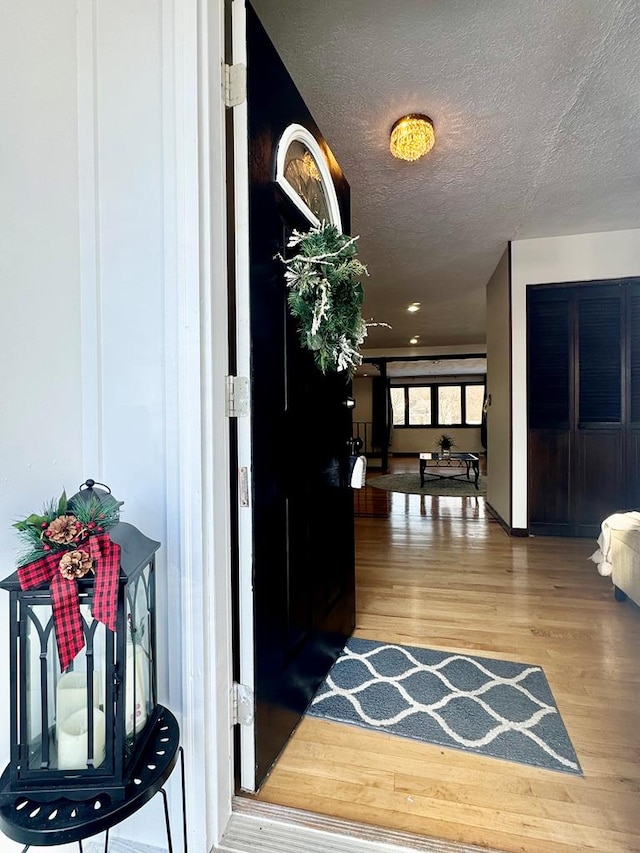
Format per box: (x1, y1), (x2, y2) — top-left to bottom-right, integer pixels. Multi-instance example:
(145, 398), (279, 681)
(79, 479), (112, 494)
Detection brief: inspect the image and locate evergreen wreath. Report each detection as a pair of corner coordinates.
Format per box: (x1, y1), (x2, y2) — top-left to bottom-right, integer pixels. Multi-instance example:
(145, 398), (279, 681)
(278, 223), (371, 377)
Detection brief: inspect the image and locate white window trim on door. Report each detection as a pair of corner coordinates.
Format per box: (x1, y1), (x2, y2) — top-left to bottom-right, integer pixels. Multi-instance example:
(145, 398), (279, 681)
(275, 123), (343, 230)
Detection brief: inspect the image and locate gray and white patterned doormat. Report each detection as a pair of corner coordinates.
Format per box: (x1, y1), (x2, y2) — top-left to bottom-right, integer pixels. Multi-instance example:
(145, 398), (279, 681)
(308, 637), (581, 775)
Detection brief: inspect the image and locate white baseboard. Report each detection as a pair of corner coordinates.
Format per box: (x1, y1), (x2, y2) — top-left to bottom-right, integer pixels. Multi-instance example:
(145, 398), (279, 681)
(85, 839), (166, 853)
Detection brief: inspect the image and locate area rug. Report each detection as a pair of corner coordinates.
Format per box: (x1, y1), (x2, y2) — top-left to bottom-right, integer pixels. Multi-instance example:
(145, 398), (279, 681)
(308, 638), (581, 775)
(368, 472), (486, 497)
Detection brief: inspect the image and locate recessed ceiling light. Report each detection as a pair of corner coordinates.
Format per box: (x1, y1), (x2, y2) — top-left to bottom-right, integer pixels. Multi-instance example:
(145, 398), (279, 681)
(407, 302), (421, 313)
(409, 336), (420, 345)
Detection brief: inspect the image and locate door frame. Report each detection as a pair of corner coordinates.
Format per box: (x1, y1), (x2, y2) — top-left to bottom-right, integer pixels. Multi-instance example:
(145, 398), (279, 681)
(229, 0), (257, 793)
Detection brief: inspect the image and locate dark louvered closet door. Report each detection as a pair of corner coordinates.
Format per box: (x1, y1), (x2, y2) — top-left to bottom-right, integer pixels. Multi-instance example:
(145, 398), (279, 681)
(628, 285), (640, 508)
(528, 290), (571, 534)
(575, 288), (624, 536)
(528, 279), (640, 537)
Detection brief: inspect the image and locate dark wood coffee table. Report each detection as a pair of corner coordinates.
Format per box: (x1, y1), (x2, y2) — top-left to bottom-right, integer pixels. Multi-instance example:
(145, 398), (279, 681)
(419, 452), (480, 489)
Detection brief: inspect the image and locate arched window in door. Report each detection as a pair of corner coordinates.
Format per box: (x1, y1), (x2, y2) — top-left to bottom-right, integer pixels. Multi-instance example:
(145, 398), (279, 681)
(275, 124), (342, 231)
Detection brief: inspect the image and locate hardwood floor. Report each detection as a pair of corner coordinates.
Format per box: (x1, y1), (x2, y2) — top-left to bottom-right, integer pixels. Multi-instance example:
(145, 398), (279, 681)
(255, 457), (640, 852)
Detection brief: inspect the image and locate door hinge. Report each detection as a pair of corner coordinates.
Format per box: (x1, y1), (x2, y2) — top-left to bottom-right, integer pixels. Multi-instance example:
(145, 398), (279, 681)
(224, 62), (247, 108)
(226, 375), (249, 418)
(232, 681), (254, 726)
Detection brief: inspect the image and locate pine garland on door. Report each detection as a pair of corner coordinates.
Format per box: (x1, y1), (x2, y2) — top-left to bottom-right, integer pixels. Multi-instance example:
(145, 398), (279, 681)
(278, 223), (370, 377)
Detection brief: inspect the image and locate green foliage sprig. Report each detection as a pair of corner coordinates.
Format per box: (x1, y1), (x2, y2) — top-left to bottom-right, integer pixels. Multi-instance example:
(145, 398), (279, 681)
(13, 490), (120, 568)
(277, 223), (374, 377)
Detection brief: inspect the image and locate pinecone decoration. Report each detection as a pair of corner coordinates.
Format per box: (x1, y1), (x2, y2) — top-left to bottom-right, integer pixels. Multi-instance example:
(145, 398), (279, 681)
(45, 515), (84, 545)
(59, 550), (94, 580)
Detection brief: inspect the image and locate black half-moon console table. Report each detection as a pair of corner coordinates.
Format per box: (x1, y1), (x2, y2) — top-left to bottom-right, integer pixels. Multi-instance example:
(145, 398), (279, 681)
(0, 706), (187, 852)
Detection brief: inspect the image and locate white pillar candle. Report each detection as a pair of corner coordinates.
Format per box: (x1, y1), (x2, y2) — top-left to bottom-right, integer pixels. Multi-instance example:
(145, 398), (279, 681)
(125, 644), (148, 736)
(56, 671), (100, 728)
(57, 708), (106, 770)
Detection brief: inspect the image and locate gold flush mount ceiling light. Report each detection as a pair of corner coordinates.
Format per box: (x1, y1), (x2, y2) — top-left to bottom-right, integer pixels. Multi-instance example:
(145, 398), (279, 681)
(390, 114), (435, 161)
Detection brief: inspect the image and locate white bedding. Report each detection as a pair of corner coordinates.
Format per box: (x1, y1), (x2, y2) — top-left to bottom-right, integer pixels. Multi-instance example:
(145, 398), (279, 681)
(590, 511), (640, 576)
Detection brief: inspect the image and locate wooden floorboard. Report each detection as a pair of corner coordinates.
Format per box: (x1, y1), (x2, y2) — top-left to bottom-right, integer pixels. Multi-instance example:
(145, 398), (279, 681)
(254, 457), (640, 852)
(354, 481), (391, 518)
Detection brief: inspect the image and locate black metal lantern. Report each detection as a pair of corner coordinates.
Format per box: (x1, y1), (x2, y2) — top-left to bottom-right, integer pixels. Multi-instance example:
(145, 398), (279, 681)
(0, 482), (160, 805)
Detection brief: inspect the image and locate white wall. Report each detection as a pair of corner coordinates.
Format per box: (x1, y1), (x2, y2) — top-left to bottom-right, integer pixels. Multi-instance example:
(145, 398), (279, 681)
(81, 5), (177, 845)
(486, 249), (511, 525)
(0, 2), (231, 851)
(0, 1), (85, 508)
(391, 427), (482, 454)
(352, 377), (373, 424)
(352, 376), (373, 453)
(0, 7), (84, 847)
(511, 229), (640, 530)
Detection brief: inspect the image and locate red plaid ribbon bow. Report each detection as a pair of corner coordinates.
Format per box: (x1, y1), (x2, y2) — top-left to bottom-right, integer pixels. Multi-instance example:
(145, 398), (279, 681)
(17, 533), (121, 672)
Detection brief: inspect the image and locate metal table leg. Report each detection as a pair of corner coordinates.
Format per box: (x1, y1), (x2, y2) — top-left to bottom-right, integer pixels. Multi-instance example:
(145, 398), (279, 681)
(153, 747), (188, 853)
(160, 788), (173, 853)
(178, 747), (188, 852)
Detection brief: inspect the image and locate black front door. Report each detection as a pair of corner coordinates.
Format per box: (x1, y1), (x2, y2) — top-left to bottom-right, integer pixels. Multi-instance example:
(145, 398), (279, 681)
(246, 3), (356, 787)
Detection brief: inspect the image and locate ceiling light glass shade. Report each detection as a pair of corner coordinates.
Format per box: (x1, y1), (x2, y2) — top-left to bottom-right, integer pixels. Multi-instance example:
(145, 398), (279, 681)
(407, 302), (421, 313)
(390, 115), (435, 161)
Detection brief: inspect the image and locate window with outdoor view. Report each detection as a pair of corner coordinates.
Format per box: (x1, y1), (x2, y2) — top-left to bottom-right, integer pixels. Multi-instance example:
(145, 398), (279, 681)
(390, 387), (405, 426)
(391, 382), (485, 427)
(465, 385), (484, 424)
(408, 387), (432, 425)
(437, 386), (462, 425)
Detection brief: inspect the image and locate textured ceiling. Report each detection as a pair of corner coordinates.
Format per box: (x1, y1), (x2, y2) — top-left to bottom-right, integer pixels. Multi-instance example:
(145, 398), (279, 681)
(250, 0), (640, 350)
